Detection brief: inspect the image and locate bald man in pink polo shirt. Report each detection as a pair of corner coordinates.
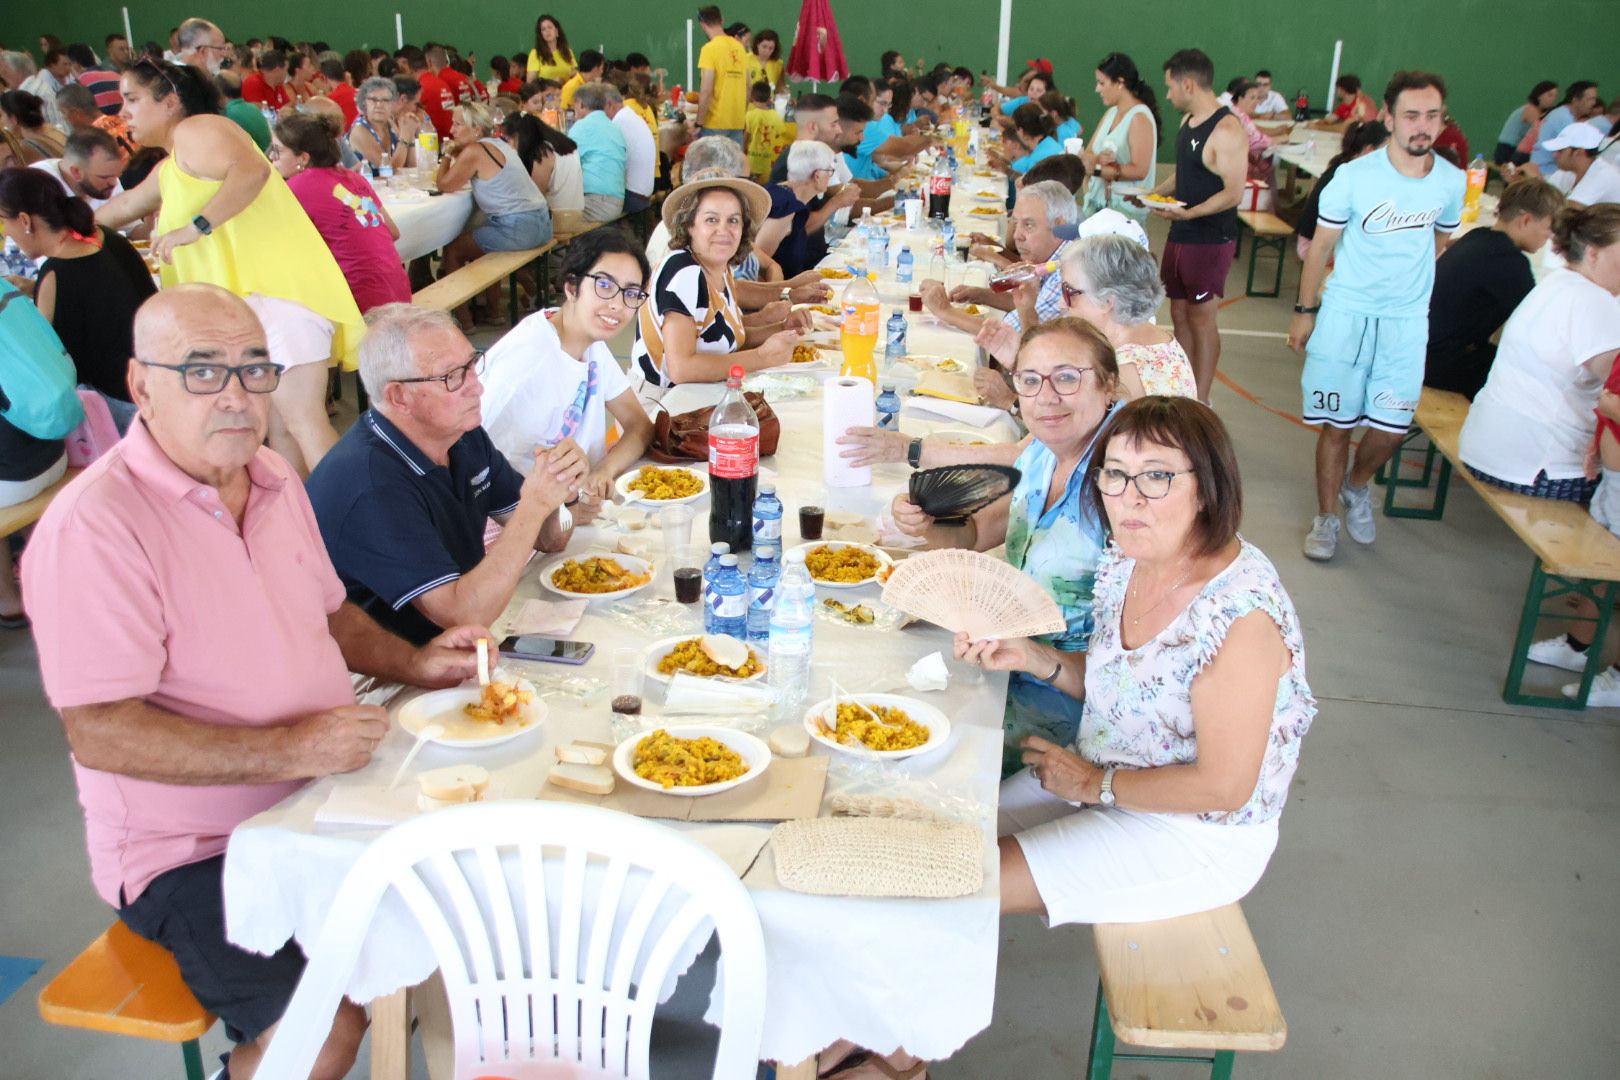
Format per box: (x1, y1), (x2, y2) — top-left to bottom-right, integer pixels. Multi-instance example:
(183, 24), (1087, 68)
(23, 284), (488, 1080)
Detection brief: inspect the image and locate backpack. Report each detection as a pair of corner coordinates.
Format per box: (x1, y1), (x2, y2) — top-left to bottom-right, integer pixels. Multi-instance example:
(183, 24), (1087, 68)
(0, 284), (83, 441)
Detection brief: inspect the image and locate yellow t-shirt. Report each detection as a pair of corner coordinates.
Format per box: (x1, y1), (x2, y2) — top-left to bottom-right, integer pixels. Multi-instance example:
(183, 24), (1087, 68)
(559, 72), (586, 109)
(526, 48), (576, 83)
(745, 54), (765, 94)
(744, 106), (788, 182)
(697, 34), (750, 130)
(764, 59), (784, 92)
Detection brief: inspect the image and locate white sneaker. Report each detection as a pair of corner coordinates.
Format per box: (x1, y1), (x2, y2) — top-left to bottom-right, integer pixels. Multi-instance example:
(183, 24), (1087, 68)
(1528, 635), (1592, 673)
(1562, 666), (1620, 705)
(1340, 477), (1376, 544)
(1303, 514), (1340, 561)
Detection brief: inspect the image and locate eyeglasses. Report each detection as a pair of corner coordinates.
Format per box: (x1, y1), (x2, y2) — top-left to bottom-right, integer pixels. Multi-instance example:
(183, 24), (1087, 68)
(363, 96), (394, 106)
(1011, 366), (1092, 397)
(1097, 467), (1191, 499)
(583, 272), (649, 307)
(1060, 283), (1086, 305)
(392, 350), (486, 392)
(137, 359), (285, 394)
(266, 143), (282, 160)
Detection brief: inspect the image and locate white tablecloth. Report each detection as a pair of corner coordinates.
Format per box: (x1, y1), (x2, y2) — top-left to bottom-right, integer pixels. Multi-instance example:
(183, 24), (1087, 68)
(223, 296), (1020, 1064)
(1273, 129), (1342, 179)
(382, 186), (473, 262)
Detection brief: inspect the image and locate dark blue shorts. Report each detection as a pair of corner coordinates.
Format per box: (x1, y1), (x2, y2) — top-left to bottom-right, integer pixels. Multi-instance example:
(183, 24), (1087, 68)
(118, 855), (306, 1044)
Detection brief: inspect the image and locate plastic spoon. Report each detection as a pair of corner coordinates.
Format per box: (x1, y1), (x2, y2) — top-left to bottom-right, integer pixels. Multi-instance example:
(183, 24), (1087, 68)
(388, 723), (444, 789)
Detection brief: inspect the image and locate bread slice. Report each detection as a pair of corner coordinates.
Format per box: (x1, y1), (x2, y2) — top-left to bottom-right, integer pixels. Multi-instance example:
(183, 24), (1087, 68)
(417, 764), (490, 808)
(700, 633), (751, 669)
(617, 506), (649, 531)
(548, 762), (615, 795)
(615, 533), (657, 560)
(769, 725), (811, 758)
(554, 740), (610, 766)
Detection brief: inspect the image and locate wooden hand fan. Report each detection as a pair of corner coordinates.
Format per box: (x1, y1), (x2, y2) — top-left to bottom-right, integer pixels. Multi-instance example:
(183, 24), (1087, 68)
(880, 548), (1065, 640)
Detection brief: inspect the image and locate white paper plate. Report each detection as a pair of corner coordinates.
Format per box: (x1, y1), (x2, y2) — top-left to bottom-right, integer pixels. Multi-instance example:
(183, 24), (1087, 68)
(786, 540), (895, 589)
(970, 191), (1003, 203)
(613, 725), (772, 796)
(1129, 194), (1187, 210)
(903, 354), (968, 374)
(538, 552), (654, 602)
(642, 635), (769, 684)
(397, 684), (547, 748)
(614, 466), (709, 506)
(930, 428), (997, 445)
(803, 693), (952, 760)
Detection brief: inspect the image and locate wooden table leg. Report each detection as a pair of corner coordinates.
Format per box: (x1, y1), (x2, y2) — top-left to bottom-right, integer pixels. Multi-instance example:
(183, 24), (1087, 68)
(772, 1057), (818, 1080)
(369, 987), (411, 1080)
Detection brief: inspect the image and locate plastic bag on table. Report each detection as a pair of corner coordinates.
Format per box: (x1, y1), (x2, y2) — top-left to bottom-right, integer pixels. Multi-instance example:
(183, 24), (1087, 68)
(821, 752), (992, 827)
(527, 672), (607, 705)
(659, 672), (780, 729)
(599, 595), (702, 638)
(742, 371), (820, 401)
(814, 595), (912, 633)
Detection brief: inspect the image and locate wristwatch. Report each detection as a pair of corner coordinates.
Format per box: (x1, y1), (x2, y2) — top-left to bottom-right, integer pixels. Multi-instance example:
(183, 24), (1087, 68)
(906, 437), (923, 469)
(1097, 766), (1118, 806)
(1293, 303), (1319, 314)
(192, 214), (213, 236)
(779, 286), (792, 302)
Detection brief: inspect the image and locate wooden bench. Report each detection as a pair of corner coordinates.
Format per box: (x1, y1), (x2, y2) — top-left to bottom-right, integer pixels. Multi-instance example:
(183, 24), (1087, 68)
(38, 921), (216, 1080)
(1382, 387), (1620, 708)
(1234, 211), (1293, 298)
(0, 467), (80, 538)
(411, 240), (557, 322)
(1086, 903), (1285, 1079)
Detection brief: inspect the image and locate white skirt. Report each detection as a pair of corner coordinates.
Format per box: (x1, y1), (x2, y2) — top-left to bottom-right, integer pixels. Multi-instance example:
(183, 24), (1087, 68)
(998, 766), (1280, 926)
(245, 294), (335, 370)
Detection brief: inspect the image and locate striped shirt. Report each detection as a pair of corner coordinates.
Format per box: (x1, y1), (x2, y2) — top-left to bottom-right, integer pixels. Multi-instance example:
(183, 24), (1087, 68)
(632, 249), (745, 388)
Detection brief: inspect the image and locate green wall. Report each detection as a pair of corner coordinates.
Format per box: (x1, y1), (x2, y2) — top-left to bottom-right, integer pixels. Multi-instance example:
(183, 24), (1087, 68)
(5, 2), (1617, 157)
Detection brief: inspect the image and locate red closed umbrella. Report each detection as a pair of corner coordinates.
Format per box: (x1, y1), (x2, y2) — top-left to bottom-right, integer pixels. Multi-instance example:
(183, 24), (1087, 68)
(786, 0), (848, 84)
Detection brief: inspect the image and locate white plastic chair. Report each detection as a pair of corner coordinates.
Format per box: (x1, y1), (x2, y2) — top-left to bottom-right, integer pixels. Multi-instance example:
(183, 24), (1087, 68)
(257, 801), (767, 1079)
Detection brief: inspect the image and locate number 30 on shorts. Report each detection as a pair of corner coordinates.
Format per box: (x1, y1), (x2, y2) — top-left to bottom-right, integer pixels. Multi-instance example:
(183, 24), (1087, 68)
(1311, 390), (1342, 412)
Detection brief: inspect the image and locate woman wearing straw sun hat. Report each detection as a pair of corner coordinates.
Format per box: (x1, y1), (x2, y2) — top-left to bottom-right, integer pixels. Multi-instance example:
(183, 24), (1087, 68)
(629, 171), (808, 392)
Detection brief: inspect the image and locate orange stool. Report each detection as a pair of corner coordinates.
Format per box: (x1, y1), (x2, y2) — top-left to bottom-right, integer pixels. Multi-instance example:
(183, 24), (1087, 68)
(38, 922), (216, 1080)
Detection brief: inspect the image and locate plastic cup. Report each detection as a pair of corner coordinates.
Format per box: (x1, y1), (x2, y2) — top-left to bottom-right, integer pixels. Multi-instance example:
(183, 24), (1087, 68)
(610, 647), (643, 716)
(908, 293), (923, 313)
(660, 504), (695, 562)
(903, 198), (923, 230)
(673, 544), (704, 603)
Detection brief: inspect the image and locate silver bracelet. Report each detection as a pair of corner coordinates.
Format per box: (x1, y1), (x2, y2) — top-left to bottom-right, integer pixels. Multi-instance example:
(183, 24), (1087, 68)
(1043, 656), (1062, 683)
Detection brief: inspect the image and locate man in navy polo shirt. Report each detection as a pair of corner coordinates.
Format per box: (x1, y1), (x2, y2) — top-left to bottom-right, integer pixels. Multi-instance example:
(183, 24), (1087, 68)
(307, 305), (587, 645)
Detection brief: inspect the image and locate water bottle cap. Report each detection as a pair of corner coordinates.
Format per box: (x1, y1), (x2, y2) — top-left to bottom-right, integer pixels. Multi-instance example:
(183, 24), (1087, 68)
(759, 481), (776, 494)
(720, 553), (739, 566)
(757, 544), (776, 558)
(711, 542), (730, 554)
(881, 384), (895, 392)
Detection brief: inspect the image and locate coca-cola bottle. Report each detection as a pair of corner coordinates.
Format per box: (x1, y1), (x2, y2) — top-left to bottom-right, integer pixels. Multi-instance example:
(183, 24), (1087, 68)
(928, 153), (953, 219)
(708, 365), (760, 552)
(1293, 89), (1309, 123)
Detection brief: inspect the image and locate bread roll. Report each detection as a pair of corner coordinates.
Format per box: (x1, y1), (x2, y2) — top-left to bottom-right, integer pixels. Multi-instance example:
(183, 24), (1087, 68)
(554, 740), (609, 765)
(768, 725), (811, 758)
(700, 634), (751, 669)
(615, 534), (657, 560)
(548, 762), (615, 795)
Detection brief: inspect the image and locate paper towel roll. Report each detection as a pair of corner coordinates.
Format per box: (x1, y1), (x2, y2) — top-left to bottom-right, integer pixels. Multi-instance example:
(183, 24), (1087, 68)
(823, 376), (874, 488)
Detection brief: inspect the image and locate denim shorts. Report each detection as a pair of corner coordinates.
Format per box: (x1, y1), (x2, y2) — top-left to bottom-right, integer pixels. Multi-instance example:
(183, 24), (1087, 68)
(474, 206), (552, 252)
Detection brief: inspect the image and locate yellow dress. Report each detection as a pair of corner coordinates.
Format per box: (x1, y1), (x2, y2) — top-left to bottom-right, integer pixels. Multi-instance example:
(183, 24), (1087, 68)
(526, 48), (576, 83)
(764, 59), (784, 93)
(156, 156), (366, 370)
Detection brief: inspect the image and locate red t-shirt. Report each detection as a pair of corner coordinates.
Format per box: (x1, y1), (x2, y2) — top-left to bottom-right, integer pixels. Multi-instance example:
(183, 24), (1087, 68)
(497, 77), (524, 96)
(1601, 360), (1620, 447)
(415, 71), (456, 138)
(329, 82), (358, 127)
(286, 166), (412, 314)
(1435, 123), (1469, 166)
(242, 71), (290, 111)
(439, 67), (474, 105)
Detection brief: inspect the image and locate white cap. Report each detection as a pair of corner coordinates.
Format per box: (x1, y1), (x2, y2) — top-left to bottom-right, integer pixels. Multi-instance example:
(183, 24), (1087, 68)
(1543, 121), (1605, 152)
(1076, 208), (1152, 251)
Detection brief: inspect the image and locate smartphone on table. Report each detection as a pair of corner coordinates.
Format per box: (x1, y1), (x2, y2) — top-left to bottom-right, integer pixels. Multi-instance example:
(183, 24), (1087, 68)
(498, 635), (595, 664)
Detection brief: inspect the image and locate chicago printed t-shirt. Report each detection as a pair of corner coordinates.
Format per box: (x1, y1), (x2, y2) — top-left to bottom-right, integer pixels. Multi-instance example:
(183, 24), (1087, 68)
(1315, 147), (1464, 319)
(698, 34), (751, 130)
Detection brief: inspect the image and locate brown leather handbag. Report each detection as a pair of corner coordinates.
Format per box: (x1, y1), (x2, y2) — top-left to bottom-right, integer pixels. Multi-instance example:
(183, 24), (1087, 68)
(647, 391), (781, 464)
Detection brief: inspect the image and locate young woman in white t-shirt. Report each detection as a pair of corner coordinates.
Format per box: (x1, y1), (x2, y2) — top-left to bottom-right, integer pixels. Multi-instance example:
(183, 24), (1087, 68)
(1465, 206), (1620, 702)
(479, 228), (656, 525)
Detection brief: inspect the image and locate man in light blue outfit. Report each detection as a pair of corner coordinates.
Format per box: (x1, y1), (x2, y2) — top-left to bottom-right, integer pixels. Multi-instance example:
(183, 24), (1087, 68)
(1530, 82), (1601, 172)
(568, 82), (627, 222)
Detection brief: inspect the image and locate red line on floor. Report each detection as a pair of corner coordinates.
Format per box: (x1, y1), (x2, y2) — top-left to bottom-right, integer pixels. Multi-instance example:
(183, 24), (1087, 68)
(1214, 369), (1316, 433)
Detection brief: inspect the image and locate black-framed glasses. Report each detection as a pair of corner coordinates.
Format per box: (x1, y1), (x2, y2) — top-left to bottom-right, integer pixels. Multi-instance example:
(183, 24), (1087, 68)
(1060, 283), (1086, 305)
(584, 273), (649, 307)
(1097, 467), (1191, 499)
(266, 142), (282, 160)
(392, 350), (486, 392)
(1011, 366), (1092, 397)
(363, 95), (395, 106)
(137, 359), (285, 394)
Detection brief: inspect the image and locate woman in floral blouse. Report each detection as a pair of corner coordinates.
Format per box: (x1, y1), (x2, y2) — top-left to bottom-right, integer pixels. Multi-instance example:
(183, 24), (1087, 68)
(960, 395), (1316, 923)
(1060, 234), (1198, 400)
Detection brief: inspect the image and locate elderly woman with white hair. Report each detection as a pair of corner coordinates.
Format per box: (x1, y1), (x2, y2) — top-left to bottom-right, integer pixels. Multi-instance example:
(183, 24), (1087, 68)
(1062, 234), (1196, 398)
(348, 76), (419, 172)
(434, 100), (551, 329)
(758, 139), (840, 277)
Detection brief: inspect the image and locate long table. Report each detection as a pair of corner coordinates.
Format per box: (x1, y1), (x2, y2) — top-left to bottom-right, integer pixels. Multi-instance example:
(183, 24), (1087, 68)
(222, 169), (1022, 1078)
(379, 177), (473, 263)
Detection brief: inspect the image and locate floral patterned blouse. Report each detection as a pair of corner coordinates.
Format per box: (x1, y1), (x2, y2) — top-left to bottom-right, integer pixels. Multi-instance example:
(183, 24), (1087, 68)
(1117, 339), (1198, 399)
(1077, 539), (1317, 825)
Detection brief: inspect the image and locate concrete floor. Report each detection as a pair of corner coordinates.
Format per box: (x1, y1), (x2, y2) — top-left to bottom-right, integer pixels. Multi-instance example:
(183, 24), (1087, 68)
(3, 226), (1619, 1079)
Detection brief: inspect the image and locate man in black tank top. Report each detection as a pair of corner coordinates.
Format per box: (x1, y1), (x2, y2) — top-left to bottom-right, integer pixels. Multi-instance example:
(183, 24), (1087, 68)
(1145, 49), (1248, 402)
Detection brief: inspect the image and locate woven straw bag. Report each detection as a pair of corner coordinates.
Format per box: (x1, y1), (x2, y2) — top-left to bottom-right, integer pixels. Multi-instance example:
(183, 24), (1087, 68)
(771, 817), (984, 899)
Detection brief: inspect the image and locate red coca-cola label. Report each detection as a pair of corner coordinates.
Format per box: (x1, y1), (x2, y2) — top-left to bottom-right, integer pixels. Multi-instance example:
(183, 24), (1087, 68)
(708, 433), (759, 479)
(930, 174), (953, 197)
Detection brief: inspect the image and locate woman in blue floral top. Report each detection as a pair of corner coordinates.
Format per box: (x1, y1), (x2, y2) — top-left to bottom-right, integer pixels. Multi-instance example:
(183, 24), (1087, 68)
(962, 396), (1316, 924)
(890, 317), (1121, 775)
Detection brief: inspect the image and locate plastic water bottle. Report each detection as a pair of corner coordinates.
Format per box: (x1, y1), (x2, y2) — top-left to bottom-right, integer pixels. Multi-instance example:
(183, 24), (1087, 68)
(867, 223), (888, 272)
(896, 244), (914, 283)
(876, 384), (902, 430)
(700, 541), (730, 633)
(751, 482), (783, 546)
(941, 219), (957, 260)
(377, 161), (394, 188)
(884, 311), (908, 363)
(260, 105), (277, 129)
(746, 545), (781, 643)
(768, 552), (816, 707)
(710, 554), (748, 639)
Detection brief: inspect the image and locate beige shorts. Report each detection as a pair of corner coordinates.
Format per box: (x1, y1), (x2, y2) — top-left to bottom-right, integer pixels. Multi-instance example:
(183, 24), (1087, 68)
(244, 294), (334, 370)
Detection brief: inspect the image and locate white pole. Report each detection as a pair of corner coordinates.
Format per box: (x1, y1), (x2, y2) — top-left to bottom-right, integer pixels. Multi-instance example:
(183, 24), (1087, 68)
(395, 14), (404, 50)
(686, 19), (694, 92)
(995, 0), (1012, 87)
(122, 7), (133, 53)
(1326, 39), (1342, 117)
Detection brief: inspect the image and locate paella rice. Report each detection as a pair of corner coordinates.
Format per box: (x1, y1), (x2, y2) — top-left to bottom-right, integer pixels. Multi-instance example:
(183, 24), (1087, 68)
(625, 465), (704, 500)
(633, 729), (749, 788)
(550, 556), (651, 594)
(804, 544), (882, 583)
(655, 637), (764, 678)
(815, 702), (930, 751)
